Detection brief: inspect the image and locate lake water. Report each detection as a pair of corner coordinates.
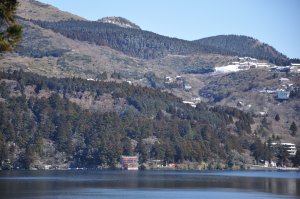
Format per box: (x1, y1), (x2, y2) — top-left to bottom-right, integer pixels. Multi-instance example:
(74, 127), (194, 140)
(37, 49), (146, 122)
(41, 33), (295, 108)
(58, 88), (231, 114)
(0, 170), (299, 199)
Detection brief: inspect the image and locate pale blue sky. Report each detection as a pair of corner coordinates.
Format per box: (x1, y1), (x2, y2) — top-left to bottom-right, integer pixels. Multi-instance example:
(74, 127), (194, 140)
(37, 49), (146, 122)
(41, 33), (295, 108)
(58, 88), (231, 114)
(39, 0), (300, 58)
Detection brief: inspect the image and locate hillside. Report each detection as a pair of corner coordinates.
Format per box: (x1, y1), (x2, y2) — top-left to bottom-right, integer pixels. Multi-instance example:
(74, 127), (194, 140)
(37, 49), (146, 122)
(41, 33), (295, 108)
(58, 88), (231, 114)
(198, 68), (300, 144)
(17, 0), (85, 21)
(0, 70), (257, 169)
(1, 0), (290, 81)
(195, 35), (290, 66)
(31, 19), (223, 60)
(1, 0), (299, 170)
(28, 19), (288, 66)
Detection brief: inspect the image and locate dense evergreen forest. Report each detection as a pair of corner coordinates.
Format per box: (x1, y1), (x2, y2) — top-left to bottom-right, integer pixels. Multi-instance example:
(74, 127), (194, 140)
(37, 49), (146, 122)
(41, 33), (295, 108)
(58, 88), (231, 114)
(195, 35), (290, 66)
(29, 19), (289, 65)
(0, 70), (260, 169)
(31, 19), (222, 59)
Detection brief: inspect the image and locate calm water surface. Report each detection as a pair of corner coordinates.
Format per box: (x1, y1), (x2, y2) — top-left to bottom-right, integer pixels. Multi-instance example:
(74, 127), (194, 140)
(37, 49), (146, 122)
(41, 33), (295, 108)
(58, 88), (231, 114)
(0, 170), (299, 199)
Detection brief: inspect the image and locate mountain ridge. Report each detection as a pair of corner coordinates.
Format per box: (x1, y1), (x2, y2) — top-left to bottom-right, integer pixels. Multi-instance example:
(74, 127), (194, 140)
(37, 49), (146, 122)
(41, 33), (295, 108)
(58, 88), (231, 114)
(195, 35), (290, 65)
(17, 0), (86, 21)
(16, 0), (291, 66)
(32, 19), (290, 65)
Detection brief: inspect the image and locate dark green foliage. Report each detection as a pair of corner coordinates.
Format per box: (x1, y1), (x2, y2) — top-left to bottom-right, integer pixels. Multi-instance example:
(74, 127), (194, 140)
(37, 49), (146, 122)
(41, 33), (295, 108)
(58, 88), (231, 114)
(250, 138), (272, 165)
(182, 67), (215, 74)
(0, 0), (22, 52)
(0, 133), (8, 166)
(275, 145), (290, 167)
(290, 58), (300, 63)
(290, 86), (300, 99)
(111, 71), (121, 79)
(7, 24), (22, 38)
(292, 149), (300, 167)
(31, 20), (222, 60)
(264, 138), (274, 163)
(251, 138), (264, 164)
(20, 146), (35, 169)
(144, 72), (159, 88)
(195, 35), (290, 66)
(290, 121), (297, 136)
(275, 114), (280, 121)
(261, 117), (271, 129)
(0, 70), (256, 168)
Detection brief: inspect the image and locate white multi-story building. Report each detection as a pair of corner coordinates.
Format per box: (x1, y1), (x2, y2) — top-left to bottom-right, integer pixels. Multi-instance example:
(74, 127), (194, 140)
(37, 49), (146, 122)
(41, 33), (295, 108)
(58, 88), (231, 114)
(271, 142), (297, 156)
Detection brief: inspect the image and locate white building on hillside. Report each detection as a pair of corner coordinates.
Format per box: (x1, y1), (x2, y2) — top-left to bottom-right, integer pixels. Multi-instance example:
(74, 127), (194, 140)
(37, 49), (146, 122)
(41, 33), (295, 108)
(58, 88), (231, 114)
(271, 142), (297, 156)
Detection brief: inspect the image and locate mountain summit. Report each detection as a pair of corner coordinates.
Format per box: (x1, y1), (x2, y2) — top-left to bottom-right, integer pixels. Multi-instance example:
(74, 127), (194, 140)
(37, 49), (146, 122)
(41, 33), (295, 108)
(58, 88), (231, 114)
(195, 35), (290, 65)
(97, 16), (141, 30)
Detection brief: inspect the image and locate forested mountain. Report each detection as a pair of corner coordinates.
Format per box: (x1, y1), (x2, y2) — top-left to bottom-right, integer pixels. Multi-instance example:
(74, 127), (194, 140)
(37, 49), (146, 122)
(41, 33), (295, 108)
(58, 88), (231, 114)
(1, 0), (298, 171)
(195, 35), (290, 66)
(0, 70), (258, 169)
(31, 19), (289, 65)
(31, 19), (225, 60)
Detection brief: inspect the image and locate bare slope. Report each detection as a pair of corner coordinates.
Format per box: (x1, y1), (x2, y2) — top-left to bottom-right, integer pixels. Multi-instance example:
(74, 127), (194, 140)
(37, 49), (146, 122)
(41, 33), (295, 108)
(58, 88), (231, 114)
(98, 16), (141, 30)
(17, 0), (85, 21)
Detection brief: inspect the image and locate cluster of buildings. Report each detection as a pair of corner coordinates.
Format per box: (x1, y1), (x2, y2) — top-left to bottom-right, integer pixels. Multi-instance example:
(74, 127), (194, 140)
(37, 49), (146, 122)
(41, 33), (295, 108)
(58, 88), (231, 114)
(120, 156), (176, 170)
(214, 57), (271, 73)
(234, 57), (270, 69)
(271, 63), (300, 73)
(164, 75), (192, 91)
(233, 58), (300, 73)
(225, 57), (300, 75)
(257, 77), (296, 100)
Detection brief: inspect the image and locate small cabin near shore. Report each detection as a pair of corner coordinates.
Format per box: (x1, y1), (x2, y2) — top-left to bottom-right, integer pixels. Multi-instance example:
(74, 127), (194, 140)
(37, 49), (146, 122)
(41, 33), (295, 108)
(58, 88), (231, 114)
(121, 155), (139, 170)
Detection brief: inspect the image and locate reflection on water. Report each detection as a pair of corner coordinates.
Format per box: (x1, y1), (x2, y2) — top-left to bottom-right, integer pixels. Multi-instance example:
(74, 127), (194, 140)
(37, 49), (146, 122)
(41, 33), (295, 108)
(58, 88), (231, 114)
(0, 170), (299, 199)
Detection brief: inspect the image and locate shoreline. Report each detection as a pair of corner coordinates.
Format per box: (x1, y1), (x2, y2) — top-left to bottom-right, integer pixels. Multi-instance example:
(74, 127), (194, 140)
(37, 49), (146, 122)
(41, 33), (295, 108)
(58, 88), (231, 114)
(248, 165), (300, 171)
(1, 165), (300, 171)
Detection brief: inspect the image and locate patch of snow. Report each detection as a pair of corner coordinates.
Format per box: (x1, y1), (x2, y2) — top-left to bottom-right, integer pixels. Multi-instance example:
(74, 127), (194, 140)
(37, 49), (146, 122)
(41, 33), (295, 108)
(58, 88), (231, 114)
(214, 65), (243, 74)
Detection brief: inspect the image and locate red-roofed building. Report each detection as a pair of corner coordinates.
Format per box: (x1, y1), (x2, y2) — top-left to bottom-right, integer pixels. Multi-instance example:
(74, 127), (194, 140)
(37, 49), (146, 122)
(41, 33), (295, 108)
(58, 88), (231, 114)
(121, 156), (139, 170)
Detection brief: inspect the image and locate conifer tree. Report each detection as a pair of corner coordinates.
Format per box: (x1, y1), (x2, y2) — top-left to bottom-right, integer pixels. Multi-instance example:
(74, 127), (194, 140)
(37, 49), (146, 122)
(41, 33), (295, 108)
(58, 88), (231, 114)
(0, 0), (22, 52)
(275, 114), (280, 121)
(290, 121), (297, 136)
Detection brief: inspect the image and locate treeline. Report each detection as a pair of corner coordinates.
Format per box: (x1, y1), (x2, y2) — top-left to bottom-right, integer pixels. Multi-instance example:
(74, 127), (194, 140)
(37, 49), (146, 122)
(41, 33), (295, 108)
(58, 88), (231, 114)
(0, 70), (258, 169)
(195, 35), (290, 66)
